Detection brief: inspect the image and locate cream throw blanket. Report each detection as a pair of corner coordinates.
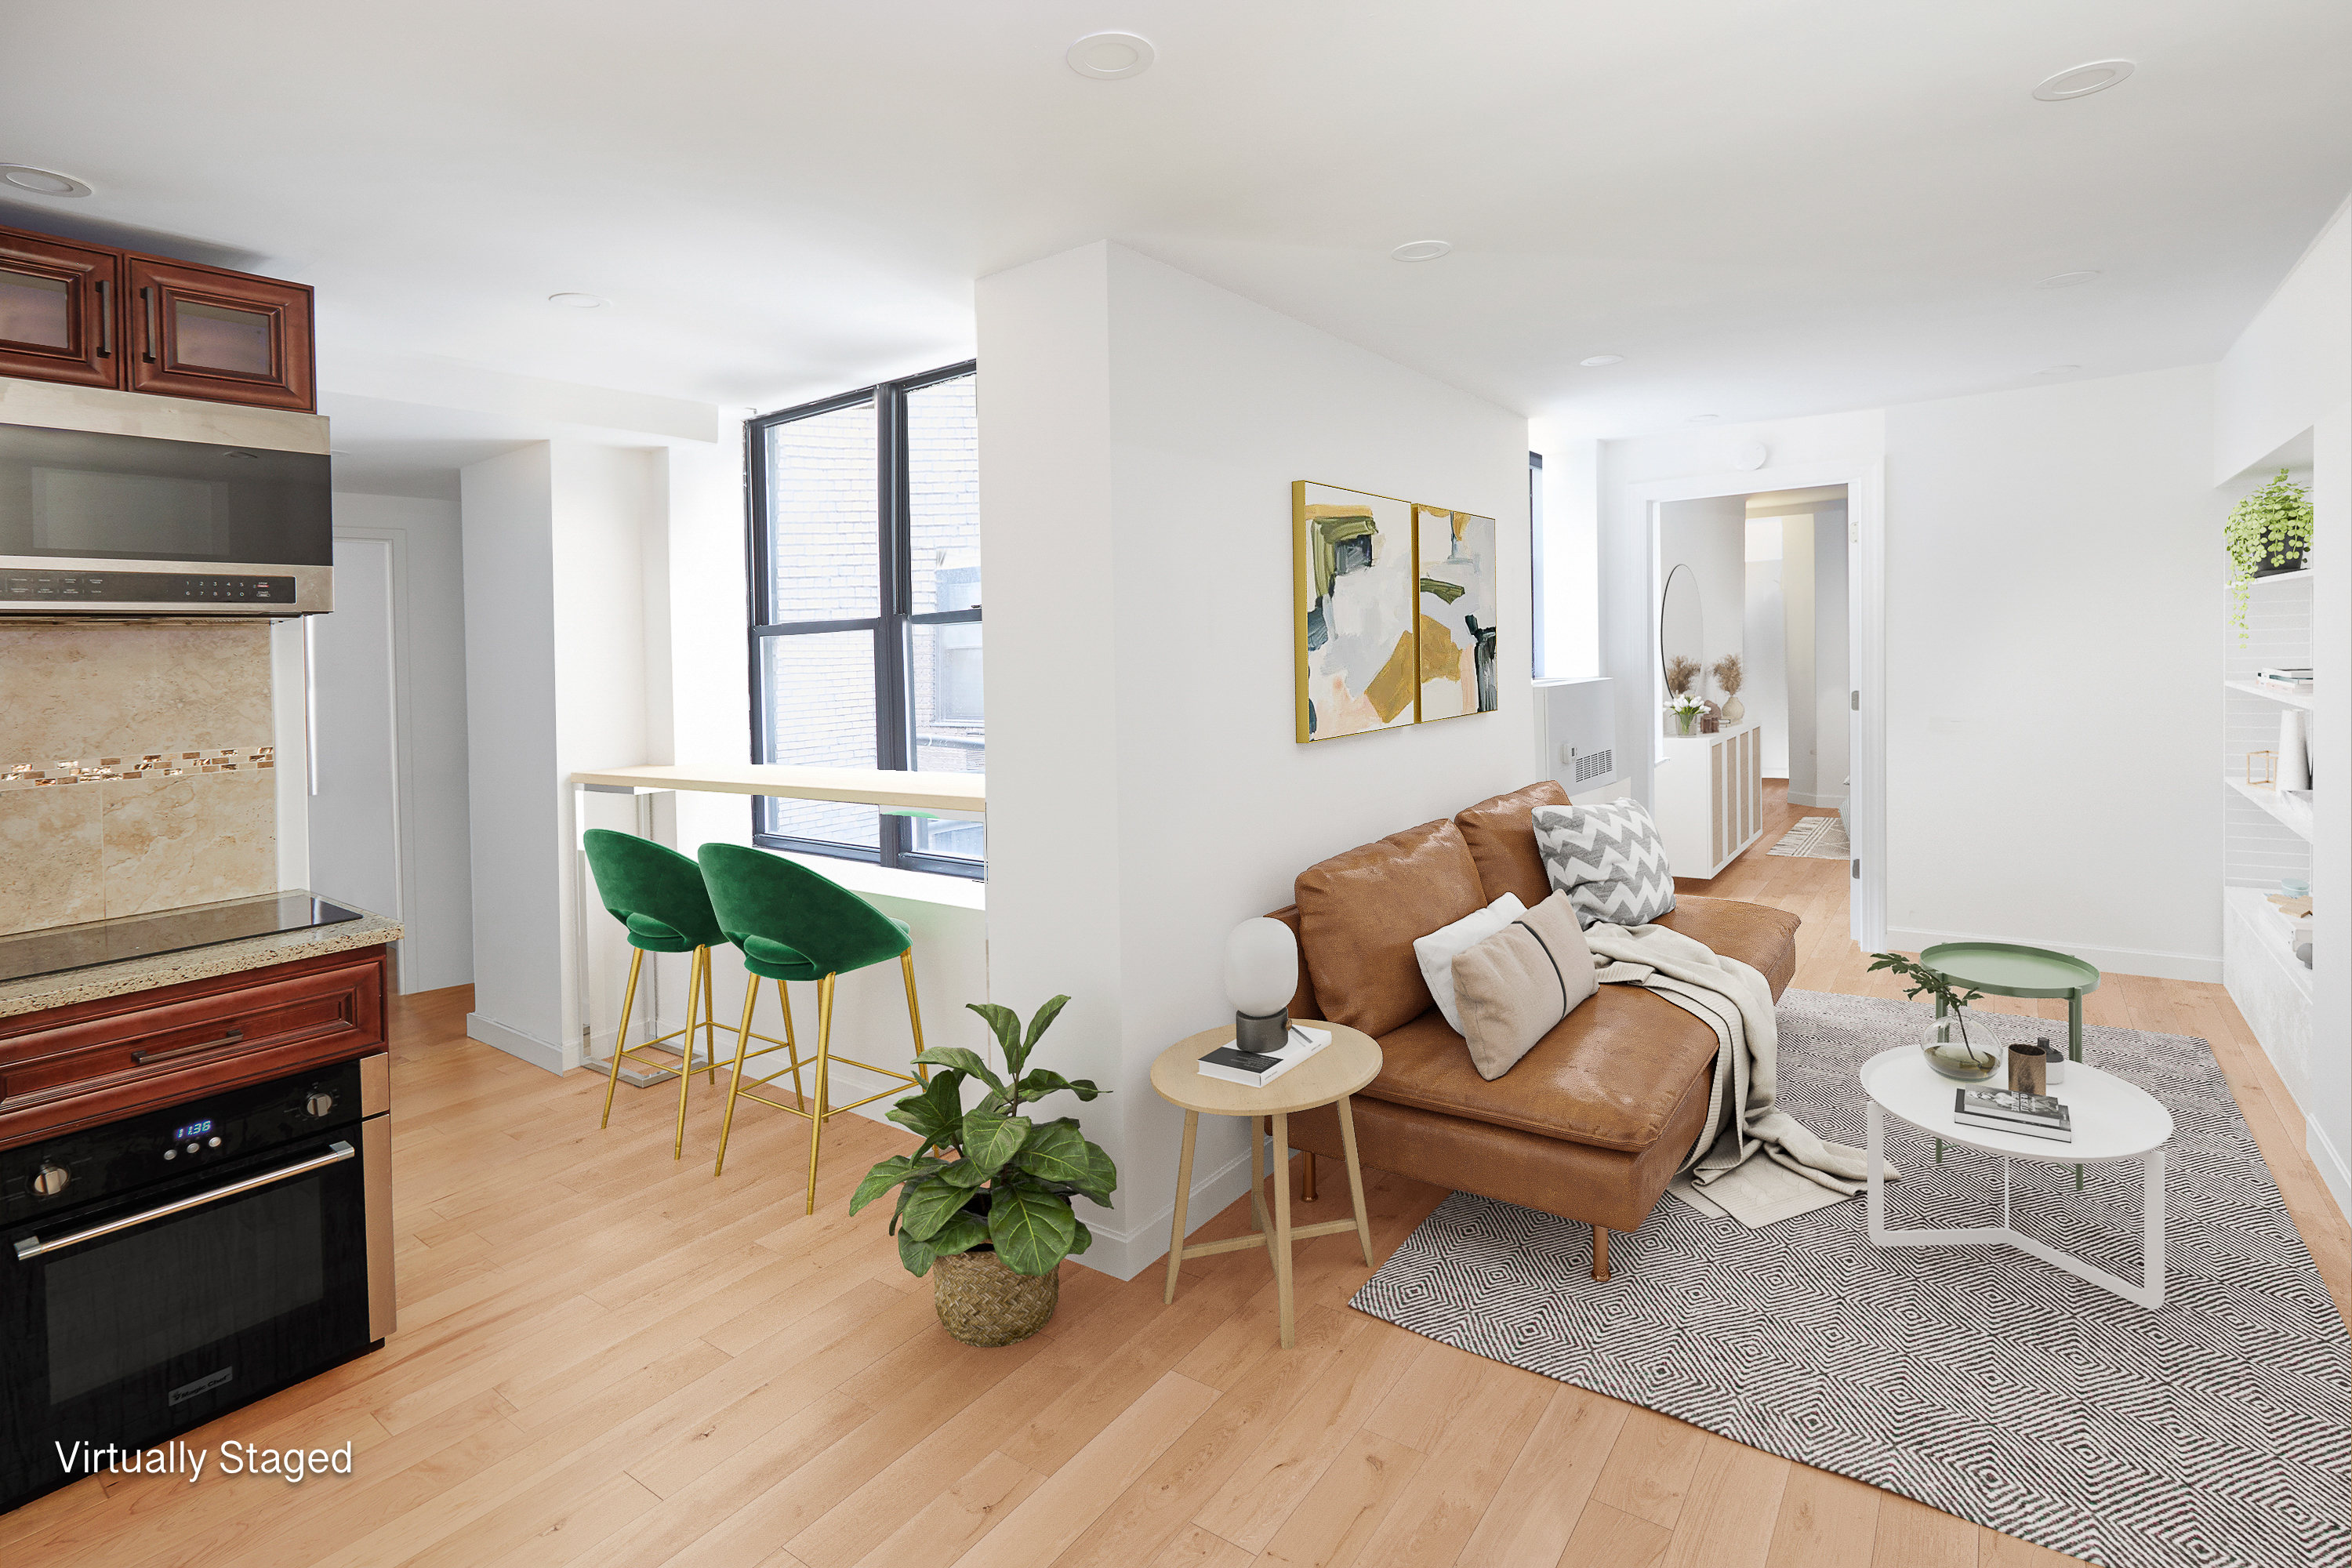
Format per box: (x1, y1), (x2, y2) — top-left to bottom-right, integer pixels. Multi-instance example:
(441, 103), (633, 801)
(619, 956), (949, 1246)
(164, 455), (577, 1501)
(1584, 920), (1889, 1226)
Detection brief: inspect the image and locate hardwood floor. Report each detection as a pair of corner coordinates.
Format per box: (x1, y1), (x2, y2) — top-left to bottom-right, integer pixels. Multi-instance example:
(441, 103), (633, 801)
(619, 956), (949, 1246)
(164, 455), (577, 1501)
(9, 786), (2343, 1567)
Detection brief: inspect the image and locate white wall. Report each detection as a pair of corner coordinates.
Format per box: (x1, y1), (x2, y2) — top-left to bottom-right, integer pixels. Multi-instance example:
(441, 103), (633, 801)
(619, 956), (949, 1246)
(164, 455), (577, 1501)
(326, 491), (474, 993)
(2215, 205), (2350, 481)
(980, 241), (1534, 1279)
(1658, 495), (1747, 724)
(1743, 540), (1790, 775)
(1532, 430), (1601, 679)
(1882, 365), (2220, 978)
(1779, 509), (1850, 808)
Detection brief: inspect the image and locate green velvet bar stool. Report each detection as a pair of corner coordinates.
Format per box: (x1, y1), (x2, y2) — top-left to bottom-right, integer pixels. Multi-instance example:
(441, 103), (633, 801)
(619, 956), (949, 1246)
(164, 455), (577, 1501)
(696, 843), (930, 1212)
(583, 829), (733, 1159)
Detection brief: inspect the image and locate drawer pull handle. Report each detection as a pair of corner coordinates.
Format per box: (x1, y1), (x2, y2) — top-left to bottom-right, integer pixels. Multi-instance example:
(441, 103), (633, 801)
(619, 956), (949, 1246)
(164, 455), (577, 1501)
(13, 1142), (354, 1261)
(133, 1028), (243, 1065)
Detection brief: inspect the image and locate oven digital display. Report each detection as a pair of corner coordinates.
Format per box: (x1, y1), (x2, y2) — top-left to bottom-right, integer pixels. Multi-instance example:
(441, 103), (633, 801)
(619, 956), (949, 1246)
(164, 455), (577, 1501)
(173, 1118), (213, 1142)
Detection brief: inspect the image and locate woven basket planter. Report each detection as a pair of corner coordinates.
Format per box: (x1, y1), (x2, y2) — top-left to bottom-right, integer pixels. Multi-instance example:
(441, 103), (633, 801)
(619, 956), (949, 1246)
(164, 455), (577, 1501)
(931, 1248), (1059, 1346)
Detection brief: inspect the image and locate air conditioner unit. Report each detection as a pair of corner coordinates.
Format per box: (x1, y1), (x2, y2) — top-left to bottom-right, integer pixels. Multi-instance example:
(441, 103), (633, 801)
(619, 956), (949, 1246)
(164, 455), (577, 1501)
(1535, 676), (1617, 792)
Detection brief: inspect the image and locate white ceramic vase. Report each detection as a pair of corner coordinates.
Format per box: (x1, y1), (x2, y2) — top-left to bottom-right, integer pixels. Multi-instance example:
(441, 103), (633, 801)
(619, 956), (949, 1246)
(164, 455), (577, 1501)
(1721, 695), (1746, 723)
(2278, 710), (2310, 792)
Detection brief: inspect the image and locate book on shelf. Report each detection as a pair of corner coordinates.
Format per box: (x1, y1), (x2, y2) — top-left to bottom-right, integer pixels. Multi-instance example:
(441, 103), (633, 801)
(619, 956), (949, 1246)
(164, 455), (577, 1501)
(1198, 1025), (1330, 1087)
(1953, 1087), (2073, 1143)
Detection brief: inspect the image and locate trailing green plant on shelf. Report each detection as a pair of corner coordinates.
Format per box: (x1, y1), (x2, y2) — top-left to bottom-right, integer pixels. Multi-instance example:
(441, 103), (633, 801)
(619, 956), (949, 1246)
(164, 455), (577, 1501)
(851, 995), (1119, 1277)
(2225, 467), (2314, 641)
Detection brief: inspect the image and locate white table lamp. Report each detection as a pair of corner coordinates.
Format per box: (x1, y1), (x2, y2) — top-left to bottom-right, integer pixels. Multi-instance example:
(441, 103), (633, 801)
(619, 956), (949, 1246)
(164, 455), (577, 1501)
(1225, 917), (1298, 1055)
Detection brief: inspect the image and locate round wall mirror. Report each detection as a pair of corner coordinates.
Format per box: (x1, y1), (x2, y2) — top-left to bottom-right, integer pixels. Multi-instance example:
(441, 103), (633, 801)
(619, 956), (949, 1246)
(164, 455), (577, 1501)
(1660, 564), (1704, 695)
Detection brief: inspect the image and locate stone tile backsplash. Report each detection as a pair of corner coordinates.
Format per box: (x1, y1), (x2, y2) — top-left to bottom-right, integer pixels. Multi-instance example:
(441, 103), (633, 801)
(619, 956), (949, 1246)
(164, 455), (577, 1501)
(0, 622), (278, 936)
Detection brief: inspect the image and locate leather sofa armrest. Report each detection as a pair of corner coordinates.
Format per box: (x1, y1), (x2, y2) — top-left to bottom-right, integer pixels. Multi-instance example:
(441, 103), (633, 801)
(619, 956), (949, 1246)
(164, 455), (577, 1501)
(1264, 904), (1323, 1022)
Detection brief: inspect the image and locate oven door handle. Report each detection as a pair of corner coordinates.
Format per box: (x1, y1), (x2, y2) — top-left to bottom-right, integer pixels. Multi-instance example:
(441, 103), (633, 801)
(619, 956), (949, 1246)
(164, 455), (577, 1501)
(11, 1141), (354, 1262)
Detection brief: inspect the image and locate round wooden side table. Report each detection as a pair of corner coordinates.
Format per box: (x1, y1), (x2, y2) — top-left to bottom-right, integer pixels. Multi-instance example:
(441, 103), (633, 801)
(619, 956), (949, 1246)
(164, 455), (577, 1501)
(1149, 1021), (1382, 1348)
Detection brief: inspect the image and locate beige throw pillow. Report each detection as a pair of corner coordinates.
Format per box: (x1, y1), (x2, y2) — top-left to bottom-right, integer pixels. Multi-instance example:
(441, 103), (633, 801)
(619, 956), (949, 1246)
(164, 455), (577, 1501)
(1450, 891), (1599, 1080)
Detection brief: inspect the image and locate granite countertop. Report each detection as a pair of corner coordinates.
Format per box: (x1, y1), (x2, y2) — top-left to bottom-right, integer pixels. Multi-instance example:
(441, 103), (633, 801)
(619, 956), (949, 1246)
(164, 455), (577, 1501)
(0, 894), (403, 1019)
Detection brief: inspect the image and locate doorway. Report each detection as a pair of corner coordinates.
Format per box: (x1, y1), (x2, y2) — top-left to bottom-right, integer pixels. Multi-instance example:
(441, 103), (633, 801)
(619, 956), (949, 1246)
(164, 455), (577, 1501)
(1635, 460), (1885, 948)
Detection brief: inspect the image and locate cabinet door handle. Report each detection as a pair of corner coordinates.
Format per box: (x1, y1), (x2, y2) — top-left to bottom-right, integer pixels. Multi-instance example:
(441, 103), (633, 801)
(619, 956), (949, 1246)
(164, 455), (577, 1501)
(95, 278), (111, 358)
(141, 285), (157, 364)
(133, 1027), (243, 1065)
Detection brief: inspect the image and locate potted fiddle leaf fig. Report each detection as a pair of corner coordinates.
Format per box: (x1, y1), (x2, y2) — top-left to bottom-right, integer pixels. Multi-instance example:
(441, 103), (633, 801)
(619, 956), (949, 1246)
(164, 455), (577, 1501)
(851, 995), (1118, 1346)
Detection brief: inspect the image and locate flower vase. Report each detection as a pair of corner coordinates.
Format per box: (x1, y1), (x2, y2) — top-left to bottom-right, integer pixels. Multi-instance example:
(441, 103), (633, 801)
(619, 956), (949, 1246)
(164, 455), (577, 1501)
(1721, 695), (1745, 723)
(1920, 1018), (2000, 1083)
(1673, 711), (1697, 736)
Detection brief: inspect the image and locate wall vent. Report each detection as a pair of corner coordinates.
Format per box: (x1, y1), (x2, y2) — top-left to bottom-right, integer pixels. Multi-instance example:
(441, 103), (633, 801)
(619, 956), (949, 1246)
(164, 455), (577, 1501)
(1573, 749), (1613, 783)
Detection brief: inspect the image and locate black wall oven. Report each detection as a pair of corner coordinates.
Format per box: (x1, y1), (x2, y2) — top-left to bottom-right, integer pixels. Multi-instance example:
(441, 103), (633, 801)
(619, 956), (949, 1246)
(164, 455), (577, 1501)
(0, 1054), (390, 1513)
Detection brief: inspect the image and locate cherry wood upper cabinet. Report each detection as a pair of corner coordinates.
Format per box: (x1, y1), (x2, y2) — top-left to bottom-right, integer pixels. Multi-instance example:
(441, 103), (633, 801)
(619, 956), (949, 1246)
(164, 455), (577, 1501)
(125, 254), (314, 412)
(0, 230), (120, 388)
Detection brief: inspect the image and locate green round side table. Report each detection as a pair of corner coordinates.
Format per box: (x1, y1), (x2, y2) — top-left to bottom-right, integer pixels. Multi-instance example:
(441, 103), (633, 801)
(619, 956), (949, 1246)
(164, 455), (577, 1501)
(1918, 940), (2101, 1062)
(1919, 940), (2102, 1185)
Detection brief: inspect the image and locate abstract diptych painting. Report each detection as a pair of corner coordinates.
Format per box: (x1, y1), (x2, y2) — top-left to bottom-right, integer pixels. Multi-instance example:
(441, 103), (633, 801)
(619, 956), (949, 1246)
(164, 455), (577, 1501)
(1414, 505), (1497, 723)
(1294, 483), (1418, 742)
(1292, 482), (1501, 742)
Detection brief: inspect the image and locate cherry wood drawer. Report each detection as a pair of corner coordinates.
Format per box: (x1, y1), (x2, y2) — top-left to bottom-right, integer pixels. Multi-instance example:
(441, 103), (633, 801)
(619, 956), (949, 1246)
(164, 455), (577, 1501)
(0, 946), (387, 1150)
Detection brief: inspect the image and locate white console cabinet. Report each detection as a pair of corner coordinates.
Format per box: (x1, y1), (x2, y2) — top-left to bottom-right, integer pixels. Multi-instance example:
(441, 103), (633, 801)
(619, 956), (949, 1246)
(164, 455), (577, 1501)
(1653, 721), (1763, 879)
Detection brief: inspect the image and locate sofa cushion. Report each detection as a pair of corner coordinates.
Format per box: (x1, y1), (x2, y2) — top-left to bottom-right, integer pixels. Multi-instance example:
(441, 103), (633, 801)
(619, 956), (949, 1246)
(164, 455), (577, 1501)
(1531, 799), (1676, 927)
(1454, 780), (1572, 907)
(1451, 891), (1599, 1080)
(1355, 889), (1802, 1151)
(1295, 819), (1487, 1038)
(1654, 895), (1802, 999)
(1361, 991), (1720, 1152)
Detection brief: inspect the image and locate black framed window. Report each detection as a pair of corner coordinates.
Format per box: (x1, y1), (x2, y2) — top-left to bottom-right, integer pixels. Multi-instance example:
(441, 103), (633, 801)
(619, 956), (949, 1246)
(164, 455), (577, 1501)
(747, 361), (983, 877)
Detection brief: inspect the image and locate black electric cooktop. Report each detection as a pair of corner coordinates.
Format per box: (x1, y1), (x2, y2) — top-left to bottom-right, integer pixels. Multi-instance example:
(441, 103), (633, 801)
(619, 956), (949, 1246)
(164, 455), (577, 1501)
(0, 894), (364, 985)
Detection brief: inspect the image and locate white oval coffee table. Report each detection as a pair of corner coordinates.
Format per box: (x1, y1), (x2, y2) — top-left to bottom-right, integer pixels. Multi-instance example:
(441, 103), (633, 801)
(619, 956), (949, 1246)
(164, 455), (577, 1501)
(1860, 1046), (2173, 1307)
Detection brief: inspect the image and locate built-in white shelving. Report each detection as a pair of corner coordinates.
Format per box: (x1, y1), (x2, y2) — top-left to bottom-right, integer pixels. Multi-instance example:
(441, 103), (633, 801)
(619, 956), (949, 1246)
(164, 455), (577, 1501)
(2222, 677), (2314, 710)
(2223, 777), (2314, 840)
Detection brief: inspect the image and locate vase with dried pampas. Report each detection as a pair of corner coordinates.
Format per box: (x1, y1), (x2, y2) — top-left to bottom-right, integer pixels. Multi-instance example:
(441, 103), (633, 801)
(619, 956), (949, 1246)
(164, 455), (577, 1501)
(1711, 653), (1746, 723)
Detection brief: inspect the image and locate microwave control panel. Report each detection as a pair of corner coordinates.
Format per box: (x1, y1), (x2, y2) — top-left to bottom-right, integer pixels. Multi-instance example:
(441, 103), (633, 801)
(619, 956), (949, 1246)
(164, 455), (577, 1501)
(0, 570), (297, 605)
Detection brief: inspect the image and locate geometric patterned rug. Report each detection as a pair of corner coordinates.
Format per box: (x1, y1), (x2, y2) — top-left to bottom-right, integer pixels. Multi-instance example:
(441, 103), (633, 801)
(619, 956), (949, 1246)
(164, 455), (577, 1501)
(1766, 812), (1850, 858)
(1349, 989), (2350, 1568)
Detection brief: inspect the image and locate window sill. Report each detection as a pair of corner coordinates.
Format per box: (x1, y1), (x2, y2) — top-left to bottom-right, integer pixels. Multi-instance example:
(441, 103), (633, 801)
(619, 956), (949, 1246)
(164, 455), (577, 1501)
(776, 851), (985, 912)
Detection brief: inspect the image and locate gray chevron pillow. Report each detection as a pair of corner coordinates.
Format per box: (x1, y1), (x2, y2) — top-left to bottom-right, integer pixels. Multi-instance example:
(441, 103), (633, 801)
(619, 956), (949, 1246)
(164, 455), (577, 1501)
(1529, 800), (1675, 929)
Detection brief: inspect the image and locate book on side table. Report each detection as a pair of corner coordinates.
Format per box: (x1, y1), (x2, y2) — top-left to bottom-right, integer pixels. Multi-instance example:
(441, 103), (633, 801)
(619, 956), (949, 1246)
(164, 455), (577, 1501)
(1953, 1087), (2074, 1143)
(1199, 1025), (1332, 1087)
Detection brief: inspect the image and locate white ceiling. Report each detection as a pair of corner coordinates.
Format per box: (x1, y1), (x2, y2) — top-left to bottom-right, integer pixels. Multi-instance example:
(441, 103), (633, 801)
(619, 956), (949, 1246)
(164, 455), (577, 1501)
(5, 1), (2348, 458)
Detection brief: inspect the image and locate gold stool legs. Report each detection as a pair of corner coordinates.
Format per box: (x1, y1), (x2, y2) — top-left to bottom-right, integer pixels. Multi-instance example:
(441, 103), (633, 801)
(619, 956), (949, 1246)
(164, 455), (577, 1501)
(804, 973), (837, 1215)
(900, 949), (927, 1078)
(671, 946), (706, 1160)
(599, 948), (646, 1130)
(714, 976), (762, 1179)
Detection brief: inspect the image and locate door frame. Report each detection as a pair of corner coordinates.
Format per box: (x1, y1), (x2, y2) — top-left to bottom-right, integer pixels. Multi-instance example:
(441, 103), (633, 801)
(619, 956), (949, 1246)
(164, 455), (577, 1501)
(318, 528), (411, 982)
(1631, 459), (1886, 949)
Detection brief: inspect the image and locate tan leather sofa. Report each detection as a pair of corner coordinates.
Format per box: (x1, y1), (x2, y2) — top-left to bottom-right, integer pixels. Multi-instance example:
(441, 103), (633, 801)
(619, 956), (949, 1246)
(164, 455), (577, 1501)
(1267, 781), (1799, 1279)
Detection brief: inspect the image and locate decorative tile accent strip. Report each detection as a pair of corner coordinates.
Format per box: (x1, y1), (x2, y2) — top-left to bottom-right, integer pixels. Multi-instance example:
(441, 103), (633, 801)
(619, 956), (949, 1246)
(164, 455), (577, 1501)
(0, 746), (275, 791)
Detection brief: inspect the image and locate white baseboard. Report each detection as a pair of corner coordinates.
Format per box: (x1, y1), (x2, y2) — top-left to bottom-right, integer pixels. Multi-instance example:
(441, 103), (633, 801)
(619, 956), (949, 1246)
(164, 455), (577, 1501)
(2309, 1114), (2352, 1223)
(465, 1012), (568, 1074)
(1065, 1138), (1272, 1282)
(1883, 927), (2222, 985)
(1786, 792), (1844, 809)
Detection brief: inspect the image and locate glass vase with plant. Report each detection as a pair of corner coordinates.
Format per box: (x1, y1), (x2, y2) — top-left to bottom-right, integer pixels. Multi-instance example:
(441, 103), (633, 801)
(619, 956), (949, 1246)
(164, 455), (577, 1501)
(1867, 952), (1996, 1080)
(851, 996), (1118, 1342)
(2225, 467), (2314, 641)
(1665, 690), (1706, 735)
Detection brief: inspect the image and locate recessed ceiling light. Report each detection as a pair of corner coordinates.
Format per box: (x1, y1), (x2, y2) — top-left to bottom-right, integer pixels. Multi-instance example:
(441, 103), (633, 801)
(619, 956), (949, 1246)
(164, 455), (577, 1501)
(2032, 364), (2082, 376)
(2037, 270), (2101, 289)
(1390, 241), (1450, 263)
(2031, 60), (2135, 101)
(547, 292), (608, 309)
(0, 164), (92, 198)
(1579, 354), (1625, 367)
(1686, 414), (1719, 423)
(1067, 32), (1154, 79)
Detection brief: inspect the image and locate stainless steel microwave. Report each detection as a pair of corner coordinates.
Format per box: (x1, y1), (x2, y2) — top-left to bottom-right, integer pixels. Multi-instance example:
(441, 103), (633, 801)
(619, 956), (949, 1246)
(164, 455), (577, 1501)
(0, 420), (332, 617)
